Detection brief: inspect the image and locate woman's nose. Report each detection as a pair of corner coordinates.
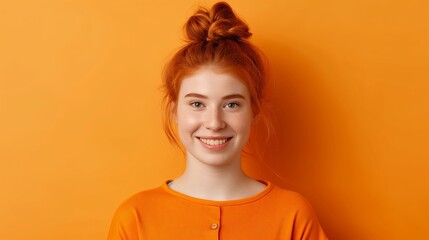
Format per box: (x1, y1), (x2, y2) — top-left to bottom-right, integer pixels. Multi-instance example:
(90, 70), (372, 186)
(204, 108), (226, 131)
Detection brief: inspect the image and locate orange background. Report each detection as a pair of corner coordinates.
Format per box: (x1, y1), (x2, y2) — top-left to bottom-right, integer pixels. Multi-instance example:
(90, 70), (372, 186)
(0, 0), (428, 239)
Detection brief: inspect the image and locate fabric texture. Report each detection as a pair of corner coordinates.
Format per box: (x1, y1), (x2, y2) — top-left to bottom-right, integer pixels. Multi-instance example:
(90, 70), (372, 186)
(107, 180), (328, 240)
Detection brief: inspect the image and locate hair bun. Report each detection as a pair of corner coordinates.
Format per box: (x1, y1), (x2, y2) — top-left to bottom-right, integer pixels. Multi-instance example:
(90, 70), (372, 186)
(185, 2), (252, 43)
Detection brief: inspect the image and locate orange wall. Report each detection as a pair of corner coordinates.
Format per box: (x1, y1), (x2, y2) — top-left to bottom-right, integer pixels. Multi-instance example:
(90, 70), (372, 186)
(0, 0), (427, 239)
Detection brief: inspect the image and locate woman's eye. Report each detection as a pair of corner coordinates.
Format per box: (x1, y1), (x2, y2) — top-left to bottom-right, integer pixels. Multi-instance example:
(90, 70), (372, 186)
(226, 102), (239, 108)
(190, 102), (203, 108)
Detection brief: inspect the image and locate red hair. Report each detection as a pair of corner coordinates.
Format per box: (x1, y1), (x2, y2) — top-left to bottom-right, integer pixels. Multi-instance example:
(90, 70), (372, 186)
(162, 2), (268, 147)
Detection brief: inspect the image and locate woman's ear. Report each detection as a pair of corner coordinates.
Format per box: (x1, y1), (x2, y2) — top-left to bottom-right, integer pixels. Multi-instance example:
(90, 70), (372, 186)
(252, 111), (260, 125)
(170, 102), (177, 123)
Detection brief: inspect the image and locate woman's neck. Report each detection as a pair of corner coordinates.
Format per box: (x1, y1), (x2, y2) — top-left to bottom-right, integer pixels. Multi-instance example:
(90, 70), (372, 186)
(169, 156), (266, 201)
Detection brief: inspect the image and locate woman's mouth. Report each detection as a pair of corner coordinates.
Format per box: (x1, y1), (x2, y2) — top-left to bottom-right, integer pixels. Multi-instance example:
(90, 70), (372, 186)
(197, 137), (232, 150)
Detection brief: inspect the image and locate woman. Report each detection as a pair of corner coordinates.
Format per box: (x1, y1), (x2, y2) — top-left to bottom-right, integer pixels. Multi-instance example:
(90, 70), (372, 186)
(108, 2), (328, 239)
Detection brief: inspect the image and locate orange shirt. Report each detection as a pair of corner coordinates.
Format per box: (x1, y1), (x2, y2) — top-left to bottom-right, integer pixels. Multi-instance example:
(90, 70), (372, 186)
(107, 180), (328, 240)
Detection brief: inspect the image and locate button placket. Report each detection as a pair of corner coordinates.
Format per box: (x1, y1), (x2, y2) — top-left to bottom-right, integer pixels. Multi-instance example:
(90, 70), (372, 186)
(207, 205), (221, 239)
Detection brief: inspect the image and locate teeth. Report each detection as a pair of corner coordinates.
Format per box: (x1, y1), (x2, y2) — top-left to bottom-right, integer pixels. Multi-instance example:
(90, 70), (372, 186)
(200, 138), (228, 146)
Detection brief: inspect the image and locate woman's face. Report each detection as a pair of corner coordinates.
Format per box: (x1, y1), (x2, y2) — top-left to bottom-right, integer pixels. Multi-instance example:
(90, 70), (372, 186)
(174, 66), (253, 167)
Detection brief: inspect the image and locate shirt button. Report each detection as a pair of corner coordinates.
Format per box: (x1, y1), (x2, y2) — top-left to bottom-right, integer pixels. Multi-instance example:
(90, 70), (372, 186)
(211, 223), (218, 230)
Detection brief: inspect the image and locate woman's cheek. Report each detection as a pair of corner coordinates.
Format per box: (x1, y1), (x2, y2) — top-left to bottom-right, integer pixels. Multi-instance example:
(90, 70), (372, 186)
(179, 112), (201, 129)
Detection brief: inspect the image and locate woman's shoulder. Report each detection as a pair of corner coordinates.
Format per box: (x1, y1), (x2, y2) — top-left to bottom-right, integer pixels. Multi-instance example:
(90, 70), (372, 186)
(264, 183), (320, 215)
(109, 184), (168, 224)
(270, 184), (311, 203)
(116, 185), (166, 209)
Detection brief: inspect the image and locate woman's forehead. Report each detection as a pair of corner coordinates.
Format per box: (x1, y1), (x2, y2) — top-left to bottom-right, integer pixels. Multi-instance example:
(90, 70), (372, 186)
(179, 68), (250, 98)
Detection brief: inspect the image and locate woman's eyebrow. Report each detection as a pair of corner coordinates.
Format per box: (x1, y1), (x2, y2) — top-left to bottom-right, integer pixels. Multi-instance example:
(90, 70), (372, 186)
(184, 93), (207, 99)
(222, 94), (245, 100)
(184, 93), (245, 100)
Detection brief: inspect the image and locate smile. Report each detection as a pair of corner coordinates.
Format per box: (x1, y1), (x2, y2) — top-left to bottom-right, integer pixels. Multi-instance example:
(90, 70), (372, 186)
(197, 137), (232, 150)
(200, 138), (228, 145)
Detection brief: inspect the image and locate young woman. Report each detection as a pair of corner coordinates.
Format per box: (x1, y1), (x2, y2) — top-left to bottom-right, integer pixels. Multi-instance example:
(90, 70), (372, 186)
(107, 2), (328, 239)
